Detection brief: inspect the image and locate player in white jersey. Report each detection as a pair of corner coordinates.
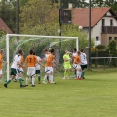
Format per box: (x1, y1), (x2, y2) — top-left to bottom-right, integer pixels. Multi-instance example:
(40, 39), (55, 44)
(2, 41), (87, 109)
(72, 48), (77, 77)
(80, 49), (87, 79)
(4, 49), (26, 88)
(43, 49), (50, 82)
(33, 52), (42, 84)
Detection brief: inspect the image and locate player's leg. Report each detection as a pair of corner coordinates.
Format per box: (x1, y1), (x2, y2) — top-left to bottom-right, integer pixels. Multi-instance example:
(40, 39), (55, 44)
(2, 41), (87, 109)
(0, 70), (3, 81)
(36, 70), (41, 84)
(76, 65), (82, 80)
(49, 67), (55, 83)
(31, 67), (36, 87)
(4, 68), (16, 88)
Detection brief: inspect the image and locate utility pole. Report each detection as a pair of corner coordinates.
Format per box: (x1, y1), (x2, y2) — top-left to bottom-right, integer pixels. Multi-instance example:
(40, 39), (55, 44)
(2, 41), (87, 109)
(89, 0), (91, 69)
(16, 0), (19, 34)
(59, 0), (62, 48)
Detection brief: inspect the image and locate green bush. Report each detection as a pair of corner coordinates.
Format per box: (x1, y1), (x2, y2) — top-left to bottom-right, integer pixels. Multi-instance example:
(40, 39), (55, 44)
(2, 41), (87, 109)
(95, 44), (106, 50)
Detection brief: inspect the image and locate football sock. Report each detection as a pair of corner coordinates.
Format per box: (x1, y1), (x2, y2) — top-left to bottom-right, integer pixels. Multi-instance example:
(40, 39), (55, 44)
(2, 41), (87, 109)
(6, 78), (12, 85)
(32, 77), (35, 85)
(26, 78), (29, 85)
(18, 77), (22, 85)
(38, 74), (41, 82)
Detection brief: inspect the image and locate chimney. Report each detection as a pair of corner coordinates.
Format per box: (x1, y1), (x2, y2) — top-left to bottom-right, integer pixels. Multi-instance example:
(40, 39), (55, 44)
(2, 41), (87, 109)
(68, 3), (73, 9)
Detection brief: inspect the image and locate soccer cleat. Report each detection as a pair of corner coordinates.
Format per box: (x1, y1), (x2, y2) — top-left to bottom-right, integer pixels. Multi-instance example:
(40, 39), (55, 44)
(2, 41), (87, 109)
(42, 81), (47, 84)
(32, 85), (35, 87)
(24, 84), (28, 87)
(22, 79), (24, 81)
(38, 82), (41, 84)
(4, 84), (7, 88)
(51, 82), (56, 84)
(20, 85), (26, 88)
(14, 79), (17, 82)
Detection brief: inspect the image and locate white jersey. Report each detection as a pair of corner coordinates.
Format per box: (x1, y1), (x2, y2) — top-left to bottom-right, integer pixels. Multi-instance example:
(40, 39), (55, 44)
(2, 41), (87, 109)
(72, 52), (77, 58)
(35, 56), (41, 70)
(80, 52), (87, 65)
(45, 54), (49, 60)
(11, 54), (20, 69)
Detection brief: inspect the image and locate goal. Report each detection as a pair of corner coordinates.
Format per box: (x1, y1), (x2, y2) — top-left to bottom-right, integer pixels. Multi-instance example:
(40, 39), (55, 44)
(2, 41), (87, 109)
(6, 34), (78, 81)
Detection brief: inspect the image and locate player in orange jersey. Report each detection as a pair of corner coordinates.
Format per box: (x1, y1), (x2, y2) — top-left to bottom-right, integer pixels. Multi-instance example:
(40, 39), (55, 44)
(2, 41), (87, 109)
(43, 48), (56, 84)
(25, 49), (42, 87)
(74, 51), (83, 80)
(0, 49), (7, 80)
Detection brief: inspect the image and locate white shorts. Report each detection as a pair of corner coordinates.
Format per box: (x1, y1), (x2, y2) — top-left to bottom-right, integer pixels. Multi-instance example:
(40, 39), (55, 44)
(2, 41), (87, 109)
(45, 67), (53, 74)
(19, 68), (24, 73)
(76, 64), (81, 69)
(73, 64), (77, 69)
(0, 69), (3, 74)
(27, 67), (35, 77)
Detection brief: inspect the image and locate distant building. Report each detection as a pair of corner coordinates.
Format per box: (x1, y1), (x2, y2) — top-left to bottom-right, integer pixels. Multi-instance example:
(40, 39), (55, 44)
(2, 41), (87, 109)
(72, 7), (117, 46)
(0, 17), (13, 34)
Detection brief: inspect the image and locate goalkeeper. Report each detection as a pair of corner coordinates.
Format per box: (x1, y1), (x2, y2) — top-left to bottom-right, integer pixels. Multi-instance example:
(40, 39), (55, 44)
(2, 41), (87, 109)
(63, 50), (72, 79)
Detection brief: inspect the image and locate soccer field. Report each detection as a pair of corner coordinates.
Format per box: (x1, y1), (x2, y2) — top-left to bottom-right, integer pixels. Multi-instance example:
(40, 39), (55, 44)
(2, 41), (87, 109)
(0, 70), (117, 117)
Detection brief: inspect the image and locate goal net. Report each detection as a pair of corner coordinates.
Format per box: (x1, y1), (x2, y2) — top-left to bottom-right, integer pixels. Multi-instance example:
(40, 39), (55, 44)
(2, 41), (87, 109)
(4, 34), (78, 81)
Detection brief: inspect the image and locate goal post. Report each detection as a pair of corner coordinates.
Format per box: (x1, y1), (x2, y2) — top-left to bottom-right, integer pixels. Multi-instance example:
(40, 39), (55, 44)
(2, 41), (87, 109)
(6, 34), (78, 81)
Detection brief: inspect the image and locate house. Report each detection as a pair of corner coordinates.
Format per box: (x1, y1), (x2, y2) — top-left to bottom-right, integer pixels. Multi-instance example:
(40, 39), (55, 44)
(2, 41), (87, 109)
(72, 7), (117, 46)
(0, 17), (13, 34)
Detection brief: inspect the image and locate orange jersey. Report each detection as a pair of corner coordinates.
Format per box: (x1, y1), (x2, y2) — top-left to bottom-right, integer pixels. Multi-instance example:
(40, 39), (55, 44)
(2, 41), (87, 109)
(19, 55), (24, 68)
(25, 55), (38, 67)
(0, 54), (3, 70)
(46, 53), (54, 67)
(74, 55), (81, 64)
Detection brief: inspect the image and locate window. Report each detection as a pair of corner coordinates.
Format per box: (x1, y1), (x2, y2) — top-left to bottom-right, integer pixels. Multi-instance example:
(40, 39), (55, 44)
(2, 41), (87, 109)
(109, 37), (112, 41)
(96, 37), (99, 41)
(102, 19), (105, 26)
(110, 19), (113, 26)
(114, 37), (117, 40)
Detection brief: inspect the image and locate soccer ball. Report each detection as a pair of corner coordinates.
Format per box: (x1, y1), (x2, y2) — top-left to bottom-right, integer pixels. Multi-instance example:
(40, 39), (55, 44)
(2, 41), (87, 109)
(79, 26), (83, 30)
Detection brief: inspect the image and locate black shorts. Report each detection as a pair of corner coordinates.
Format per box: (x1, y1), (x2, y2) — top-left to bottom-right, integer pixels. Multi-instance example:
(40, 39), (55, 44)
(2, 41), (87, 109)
(81, 64), (87, 70)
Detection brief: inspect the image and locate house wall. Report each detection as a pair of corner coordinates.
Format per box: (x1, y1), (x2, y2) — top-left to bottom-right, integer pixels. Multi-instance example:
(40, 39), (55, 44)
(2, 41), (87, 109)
(101, 34), (117, 46)
(91, 11), (117, 46)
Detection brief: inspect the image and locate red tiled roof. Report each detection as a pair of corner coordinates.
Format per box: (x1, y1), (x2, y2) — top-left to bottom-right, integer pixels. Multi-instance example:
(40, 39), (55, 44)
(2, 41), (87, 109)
(72, 7), (113, 27)
(0, 18), (13, 34)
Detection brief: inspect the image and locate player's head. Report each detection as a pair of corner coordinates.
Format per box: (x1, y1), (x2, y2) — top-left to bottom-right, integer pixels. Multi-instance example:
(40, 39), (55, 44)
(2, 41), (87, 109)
(73, 48), (77, 52)
(65, 50), (71, 55)
(18, 49), (23, 54)
(0, 49), (4, 54)
(80, 49), (84, 52)
(44, 49), (49, 54)
(49, 48), (54, 53)
(33, 51), (36, 55)
(29, 49), (33, 54)
(77, 51), (81, 55)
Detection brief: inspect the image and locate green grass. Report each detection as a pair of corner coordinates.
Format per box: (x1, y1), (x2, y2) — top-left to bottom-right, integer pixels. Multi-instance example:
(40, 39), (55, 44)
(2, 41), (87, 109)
(1, 70), (117, 117)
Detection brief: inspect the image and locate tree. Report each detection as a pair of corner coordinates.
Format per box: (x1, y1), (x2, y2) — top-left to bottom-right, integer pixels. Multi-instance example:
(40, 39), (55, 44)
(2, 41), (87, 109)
(92, 0), (104, 7)
(20, 0), (58, 32)
(0, 0), (17, 32)
(108, 40), (117, 67)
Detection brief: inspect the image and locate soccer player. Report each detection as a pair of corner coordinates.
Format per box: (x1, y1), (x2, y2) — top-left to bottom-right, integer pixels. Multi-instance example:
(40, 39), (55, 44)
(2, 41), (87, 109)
(43, 49), (50, 82)
(63, 50), (72, 79)
(80, 49), (88, 79)
(14, 51), (25, 82)
(74, 51), (82, 80)
(25, 49), (41, 87)
(4, 49), (25, 88)
(43, 48), (56, 84)
(33, 52), (42, 84)
(0, 49), (7, 80)
(72, 48), (77, 77)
